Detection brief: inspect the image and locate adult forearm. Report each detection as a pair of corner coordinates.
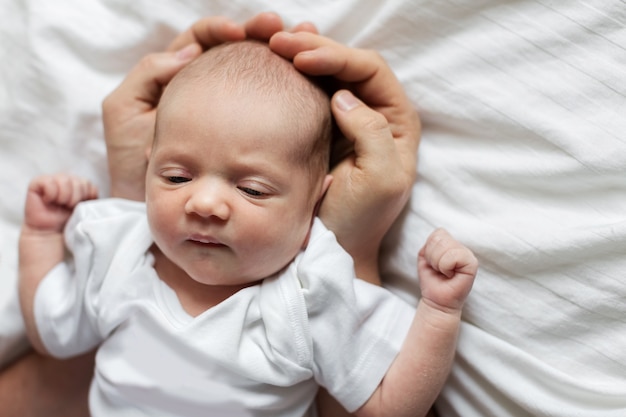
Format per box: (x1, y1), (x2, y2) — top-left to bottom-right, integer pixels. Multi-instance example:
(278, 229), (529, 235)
(106, 146), (147, 201)
(349, 246), (382, 286)
(316, 387), (354, 417)
(0, 349), (94, 417)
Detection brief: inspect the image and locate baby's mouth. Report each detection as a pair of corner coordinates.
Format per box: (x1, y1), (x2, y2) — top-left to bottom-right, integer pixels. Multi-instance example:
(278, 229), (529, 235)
(187, 234), (227, 248)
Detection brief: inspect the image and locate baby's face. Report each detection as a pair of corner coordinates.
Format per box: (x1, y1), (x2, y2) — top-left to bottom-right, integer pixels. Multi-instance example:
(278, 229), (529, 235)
(145, 86), (322, 287)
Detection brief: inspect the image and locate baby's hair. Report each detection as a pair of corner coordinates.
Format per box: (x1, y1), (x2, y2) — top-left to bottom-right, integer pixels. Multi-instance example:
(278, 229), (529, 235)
(160, 40), (333, 183)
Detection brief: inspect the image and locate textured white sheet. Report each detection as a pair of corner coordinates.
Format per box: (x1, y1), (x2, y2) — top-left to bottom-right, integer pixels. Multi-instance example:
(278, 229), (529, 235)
(1, 1), (625, 416)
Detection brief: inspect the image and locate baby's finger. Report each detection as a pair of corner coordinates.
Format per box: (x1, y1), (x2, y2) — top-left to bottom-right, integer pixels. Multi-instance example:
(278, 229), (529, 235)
(423, 229), (457, 274)
(86, 181), (99, 200)
(438, 247), (479, 279)
(71, 179), (98, 207)
(51, 175), (76, 207)
(33, 176), (59, 204)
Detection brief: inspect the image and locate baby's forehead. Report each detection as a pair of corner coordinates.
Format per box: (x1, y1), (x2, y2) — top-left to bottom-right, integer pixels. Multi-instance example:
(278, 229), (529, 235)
(159, 60), (326, 137)
(157, 80), (310, 144)
(156, 40), (331, 170)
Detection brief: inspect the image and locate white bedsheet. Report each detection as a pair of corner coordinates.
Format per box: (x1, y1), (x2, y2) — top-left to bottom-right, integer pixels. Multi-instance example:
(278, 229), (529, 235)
(1, 1), (625, 416)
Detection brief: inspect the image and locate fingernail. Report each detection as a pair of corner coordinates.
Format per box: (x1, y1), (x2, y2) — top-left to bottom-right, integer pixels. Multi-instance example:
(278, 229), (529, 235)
(176, 44), (197, 61)
(335, 90), (359, 111)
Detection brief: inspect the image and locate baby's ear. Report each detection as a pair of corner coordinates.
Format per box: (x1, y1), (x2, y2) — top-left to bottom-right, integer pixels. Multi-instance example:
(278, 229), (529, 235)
(320, 174), (333, 198)
(314, 175), (333, 215)
(302, 175), (334, 250)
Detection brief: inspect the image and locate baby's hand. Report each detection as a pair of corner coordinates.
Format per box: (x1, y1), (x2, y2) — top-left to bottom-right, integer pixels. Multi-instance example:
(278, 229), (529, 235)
(23, 174), (98, 233)
(418, 228), (478, 312)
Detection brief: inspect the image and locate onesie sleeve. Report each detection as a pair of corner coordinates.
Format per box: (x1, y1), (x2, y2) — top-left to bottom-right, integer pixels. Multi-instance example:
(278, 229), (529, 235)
(34, 199), (148, 359)
(34, 202), (103, 358)
(298, 219), (416, 412)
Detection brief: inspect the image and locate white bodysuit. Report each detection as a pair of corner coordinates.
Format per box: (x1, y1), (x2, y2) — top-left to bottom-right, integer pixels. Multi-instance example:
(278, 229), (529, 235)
(34, 199), (414, 417)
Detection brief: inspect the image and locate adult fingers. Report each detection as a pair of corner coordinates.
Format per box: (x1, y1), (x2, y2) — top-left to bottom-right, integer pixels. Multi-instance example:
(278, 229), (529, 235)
(269, 32), (399, 98)
(166, 16), (245, 52)
(327, 89), (414, 249)
(289, 21), (318, 34)
(102, 45), (202, 124)
(269, 31), (419, 156)
(166, 12), (314, 52)
(332, 90), (398, 174)
(244, 12), (317, 41)
(331, 89), (414, 205)
(215, 12), (318, 43)
(243, 12), (284, 40)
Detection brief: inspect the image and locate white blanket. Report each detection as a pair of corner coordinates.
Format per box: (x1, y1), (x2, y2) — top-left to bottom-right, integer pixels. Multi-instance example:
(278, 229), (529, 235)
(1, 1), (625, 416)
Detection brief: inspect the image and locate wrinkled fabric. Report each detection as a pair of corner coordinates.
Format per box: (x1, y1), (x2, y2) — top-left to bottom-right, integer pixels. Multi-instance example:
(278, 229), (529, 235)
(2, 1), (626, 415)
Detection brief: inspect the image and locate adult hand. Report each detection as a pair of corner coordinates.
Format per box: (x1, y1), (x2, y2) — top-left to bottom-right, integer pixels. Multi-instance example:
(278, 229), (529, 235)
(269, 32), (421, 284)
(103, 13), (316, 200)
(166, 13), (317, 52)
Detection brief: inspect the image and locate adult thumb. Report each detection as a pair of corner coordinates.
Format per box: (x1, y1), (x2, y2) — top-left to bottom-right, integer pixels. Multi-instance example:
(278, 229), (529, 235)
(331, 90), (397, 168)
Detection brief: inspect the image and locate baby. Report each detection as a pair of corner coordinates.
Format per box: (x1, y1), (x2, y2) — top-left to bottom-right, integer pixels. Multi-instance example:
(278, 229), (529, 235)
(19, 40), (477, 417)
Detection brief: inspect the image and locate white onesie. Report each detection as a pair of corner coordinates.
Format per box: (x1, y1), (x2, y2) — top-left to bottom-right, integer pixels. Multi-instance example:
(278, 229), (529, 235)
(34, 199), (415, 417)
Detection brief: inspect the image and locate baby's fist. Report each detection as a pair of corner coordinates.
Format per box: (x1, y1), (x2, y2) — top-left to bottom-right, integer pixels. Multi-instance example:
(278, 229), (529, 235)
(24, 174), (98, 233)
(418, 228), (478, 312)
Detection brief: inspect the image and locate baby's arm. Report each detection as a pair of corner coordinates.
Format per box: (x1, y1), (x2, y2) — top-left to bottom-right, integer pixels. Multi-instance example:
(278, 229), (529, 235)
(357, 229), (478, 417)
(19, 174), (98, 354)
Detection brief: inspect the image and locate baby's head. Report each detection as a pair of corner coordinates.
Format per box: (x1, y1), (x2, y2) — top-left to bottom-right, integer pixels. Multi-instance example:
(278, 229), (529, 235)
(146, 40), (334, 288)
(157, 40), (333, 185)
